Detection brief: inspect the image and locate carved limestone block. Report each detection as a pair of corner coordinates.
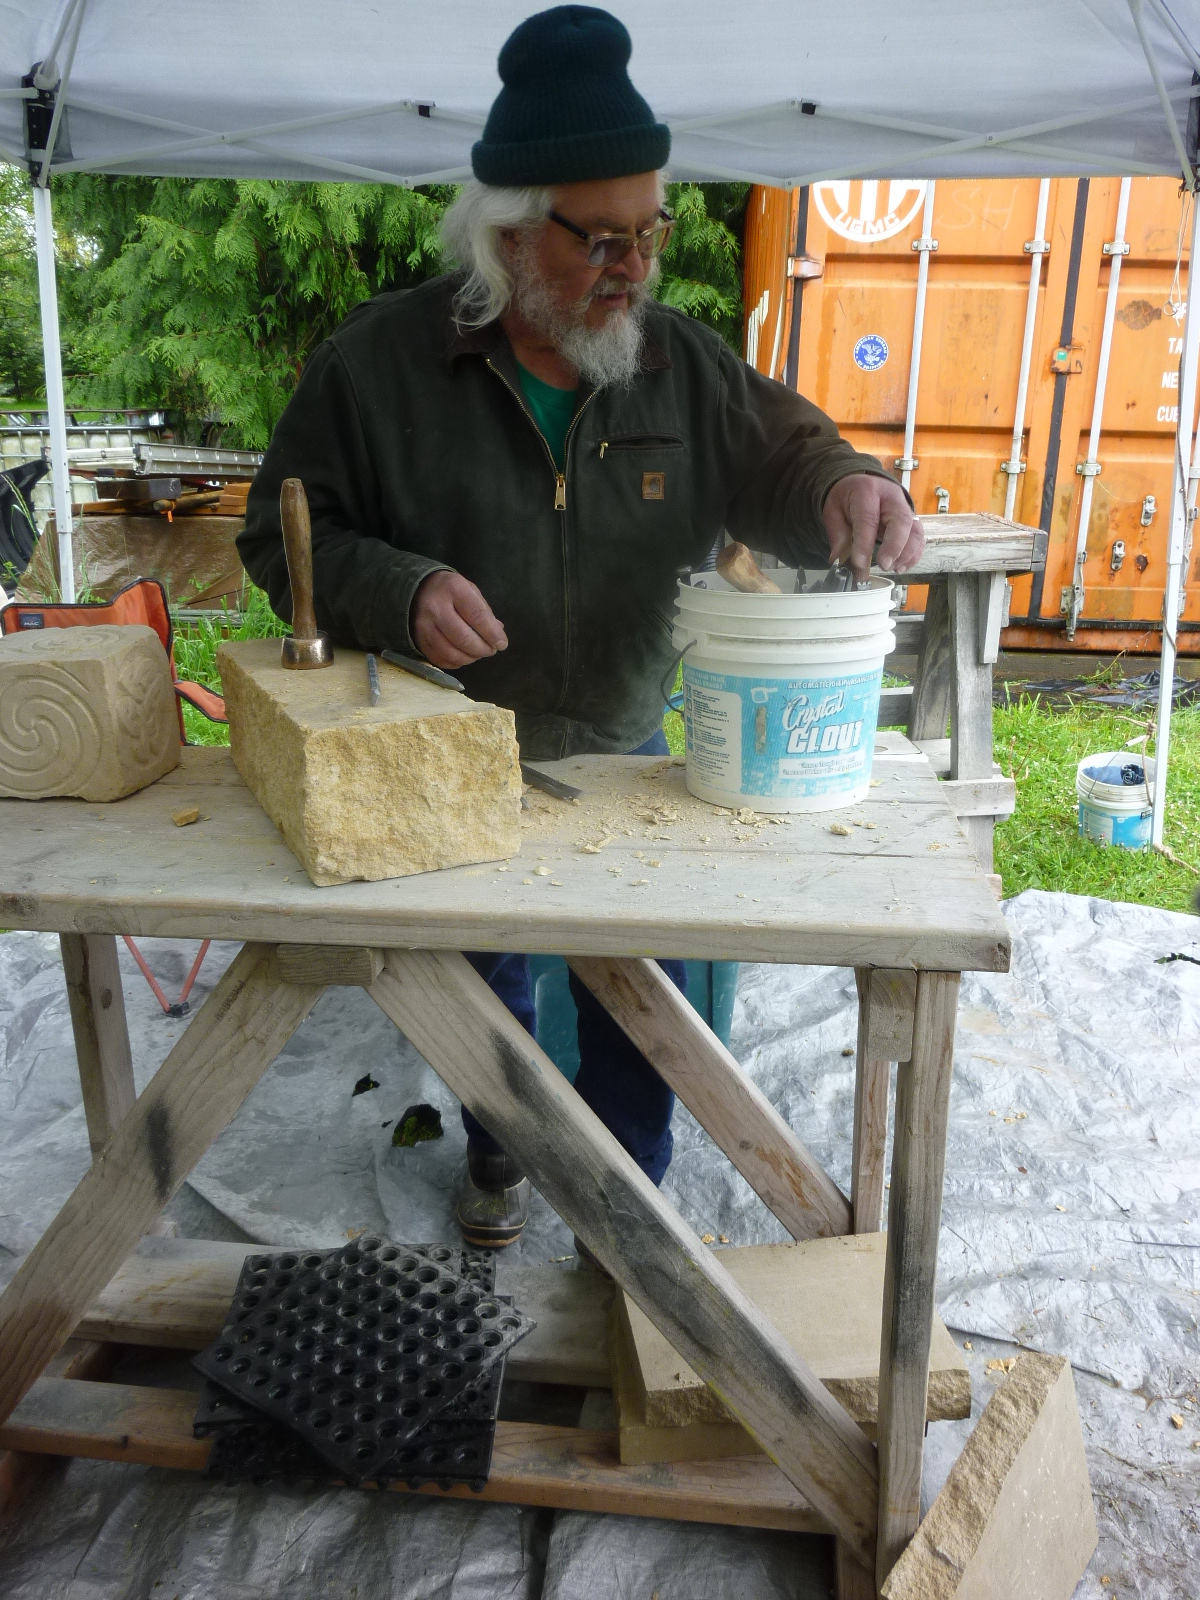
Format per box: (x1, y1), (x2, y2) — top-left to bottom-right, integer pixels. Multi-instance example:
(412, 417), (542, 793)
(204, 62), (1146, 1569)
(218, 638), (522, 886)
(0, 624), (179, 800)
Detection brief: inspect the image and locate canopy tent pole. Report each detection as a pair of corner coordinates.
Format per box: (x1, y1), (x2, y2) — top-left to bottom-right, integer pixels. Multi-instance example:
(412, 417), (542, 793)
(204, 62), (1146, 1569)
(1151, 190), (1200, 849)
(31, 180), (75, 604)
(897, 181), (937, 494)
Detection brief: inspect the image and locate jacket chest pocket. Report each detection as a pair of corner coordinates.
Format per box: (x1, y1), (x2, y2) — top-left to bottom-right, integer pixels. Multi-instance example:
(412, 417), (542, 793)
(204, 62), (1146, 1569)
(597, 434), (685, 503)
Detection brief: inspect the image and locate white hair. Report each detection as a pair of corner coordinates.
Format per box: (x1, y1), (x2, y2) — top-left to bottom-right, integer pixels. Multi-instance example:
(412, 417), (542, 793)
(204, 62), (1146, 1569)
(440, 182), (554, 328)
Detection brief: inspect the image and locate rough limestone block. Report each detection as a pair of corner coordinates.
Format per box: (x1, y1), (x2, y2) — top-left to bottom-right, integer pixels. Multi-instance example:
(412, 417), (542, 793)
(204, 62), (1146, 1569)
(0, 624), (178, 800)
(615, 1233), (969, 1464)
(881, 1352), (1098, 1600)
(218, 638), (522, 886)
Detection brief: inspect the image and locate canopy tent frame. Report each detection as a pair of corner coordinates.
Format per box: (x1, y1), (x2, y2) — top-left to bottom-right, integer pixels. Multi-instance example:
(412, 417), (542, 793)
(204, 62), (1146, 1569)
(11, 0), (1200, 841)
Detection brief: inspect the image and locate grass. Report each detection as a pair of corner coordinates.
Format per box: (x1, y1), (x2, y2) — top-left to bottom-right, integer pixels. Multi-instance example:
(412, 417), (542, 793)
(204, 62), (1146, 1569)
(183, 611), (1198, 915)
(665, 669), (1200, 915)
(993, 695), (1199, 914)
(173, 585), (287, 746)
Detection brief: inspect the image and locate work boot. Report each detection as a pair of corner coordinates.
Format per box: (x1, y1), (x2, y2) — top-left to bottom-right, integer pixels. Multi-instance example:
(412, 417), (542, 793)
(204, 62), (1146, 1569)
(456, 1143), (530, 1249)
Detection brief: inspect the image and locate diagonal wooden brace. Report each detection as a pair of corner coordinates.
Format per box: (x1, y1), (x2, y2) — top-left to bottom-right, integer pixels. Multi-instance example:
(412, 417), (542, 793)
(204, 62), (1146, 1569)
(368, 948), (879, 1565)
(0, 943), (324, 1428)
(568, 955), (851, 1240)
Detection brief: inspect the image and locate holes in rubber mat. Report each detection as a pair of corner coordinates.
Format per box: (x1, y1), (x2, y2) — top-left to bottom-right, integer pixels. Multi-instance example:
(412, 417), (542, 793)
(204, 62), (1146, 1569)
(194, 1242), (525, 1489)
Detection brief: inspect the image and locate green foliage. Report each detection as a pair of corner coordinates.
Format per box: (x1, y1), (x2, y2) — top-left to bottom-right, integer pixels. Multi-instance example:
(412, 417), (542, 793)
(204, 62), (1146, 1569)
(173, 584), (288, 746)
(658, 182), (750, 351)
(50, 176), (454, 447)
(0, 167), (42, 401)
(0, 165), (109, 404)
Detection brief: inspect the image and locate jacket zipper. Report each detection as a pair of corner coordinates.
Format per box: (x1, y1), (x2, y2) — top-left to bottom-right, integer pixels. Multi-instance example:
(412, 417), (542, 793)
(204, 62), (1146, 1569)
(485, 358), (598, 711)
(598, 433), (684, 458)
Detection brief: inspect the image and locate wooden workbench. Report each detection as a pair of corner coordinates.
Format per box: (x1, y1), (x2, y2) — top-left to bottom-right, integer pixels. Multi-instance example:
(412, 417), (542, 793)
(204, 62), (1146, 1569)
(0, 734), (1009, 1598)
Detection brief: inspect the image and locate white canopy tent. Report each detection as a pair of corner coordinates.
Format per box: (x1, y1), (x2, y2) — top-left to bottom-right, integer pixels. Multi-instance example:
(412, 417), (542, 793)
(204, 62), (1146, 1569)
(3, 0), (1200, 845)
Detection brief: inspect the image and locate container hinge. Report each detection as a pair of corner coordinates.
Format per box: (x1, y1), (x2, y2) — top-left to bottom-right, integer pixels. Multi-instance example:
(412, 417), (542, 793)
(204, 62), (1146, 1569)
(1023, 238), (1050, 255)
(893, 456), (919, 472)
(1103, 240), (1131, 256)
(911, 236), (939, 253)
(1076, 460), (1102, 477)
(1000, 459), (1026, 476)
(787, 254), (823, 280)
(934, 486), (951, 514)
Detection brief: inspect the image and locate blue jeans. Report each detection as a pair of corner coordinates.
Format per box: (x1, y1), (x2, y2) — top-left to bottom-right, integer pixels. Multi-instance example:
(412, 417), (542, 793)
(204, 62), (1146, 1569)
(463, 728), (684, 1187)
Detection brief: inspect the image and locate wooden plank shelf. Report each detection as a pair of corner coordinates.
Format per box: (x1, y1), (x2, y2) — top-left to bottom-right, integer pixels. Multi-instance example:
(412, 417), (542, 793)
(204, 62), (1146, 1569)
(0, 1375), (824, 1534)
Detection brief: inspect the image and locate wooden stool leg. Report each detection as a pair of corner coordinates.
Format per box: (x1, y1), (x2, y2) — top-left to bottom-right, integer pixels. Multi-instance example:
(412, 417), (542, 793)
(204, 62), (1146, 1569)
(949, 572), (999, 874)
(852, 970), (916, 1235)
(852, 976), (888, 1236)
(908, 577), (952, 742)
(0, 944), (324, 1429)
(875, 969), (959, 1590)
(60, 933), (136, 1156)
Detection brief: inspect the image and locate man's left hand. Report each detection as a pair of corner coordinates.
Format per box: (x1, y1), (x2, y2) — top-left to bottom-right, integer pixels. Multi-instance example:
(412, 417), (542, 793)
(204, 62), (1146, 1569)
(823, 474), (924, 583)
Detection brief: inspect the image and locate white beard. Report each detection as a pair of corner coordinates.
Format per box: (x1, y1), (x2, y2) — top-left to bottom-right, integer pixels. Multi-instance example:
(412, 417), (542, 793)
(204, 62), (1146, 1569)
(511, 241), (657, 389)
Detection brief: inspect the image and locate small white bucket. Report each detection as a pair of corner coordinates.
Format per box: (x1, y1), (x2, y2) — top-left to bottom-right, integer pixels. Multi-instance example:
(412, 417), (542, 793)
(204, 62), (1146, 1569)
(673, 575), (896, 812)
(1076, 751), (1155, 849)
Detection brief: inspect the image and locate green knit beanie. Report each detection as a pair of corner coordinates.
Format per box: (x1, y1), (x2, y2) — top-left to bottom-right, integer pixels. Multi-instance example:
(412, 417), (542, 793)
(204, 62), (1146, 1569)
(472, 6), (670, 187)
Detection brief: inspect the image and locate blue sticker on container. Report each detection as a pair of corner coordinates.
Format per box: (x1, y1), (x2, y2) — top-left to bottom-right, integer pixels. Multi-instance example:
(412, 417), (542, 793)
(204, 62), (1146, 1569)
(853, 334), (889, 371)
(682, 666), (883, 802)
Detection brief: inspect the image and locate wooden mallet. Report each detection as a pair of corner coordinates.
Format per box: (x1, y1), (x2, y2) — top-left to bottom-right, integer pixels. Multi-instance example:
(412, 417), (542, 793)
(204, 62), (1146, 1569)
(715, 541), (782, 594)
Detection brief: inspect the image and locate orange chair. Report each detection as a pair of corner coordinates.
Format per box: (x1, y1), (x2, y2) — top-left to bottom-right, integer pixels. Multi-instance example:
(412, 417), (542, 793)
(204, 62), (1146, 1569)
(1, 577), (228, 1015)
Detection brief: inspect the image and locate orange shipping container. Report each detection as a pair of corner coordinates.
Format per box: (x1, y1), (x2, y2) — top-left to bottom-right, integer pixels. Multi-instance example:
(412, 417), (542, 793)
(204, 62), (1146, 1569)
(744, 177), (1200, 655)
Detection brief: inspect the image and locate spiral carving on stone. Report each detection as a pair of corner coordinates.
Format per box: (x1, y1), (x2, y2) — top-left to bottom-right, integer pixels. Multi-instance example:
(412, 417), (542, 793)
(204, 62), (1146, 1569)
(0, 665), (103, 796)
(113, 648), (176, 775)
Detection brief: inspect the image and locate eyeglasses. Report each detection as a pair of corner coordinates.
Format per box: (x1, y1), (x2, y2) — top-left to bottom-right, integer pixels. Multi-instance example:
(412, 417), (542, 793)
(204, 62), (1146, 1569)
(549, 208), (674, 269)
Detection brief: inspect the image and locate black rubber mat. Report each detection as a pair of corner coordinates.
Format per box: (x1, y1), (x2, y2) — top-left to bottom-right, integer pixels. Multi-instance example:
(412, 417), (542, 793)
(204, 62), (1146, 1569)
(194, 1244), (496, 1439)
(204, 1356), (507, 1491)
(194, 1237), (527, 1485)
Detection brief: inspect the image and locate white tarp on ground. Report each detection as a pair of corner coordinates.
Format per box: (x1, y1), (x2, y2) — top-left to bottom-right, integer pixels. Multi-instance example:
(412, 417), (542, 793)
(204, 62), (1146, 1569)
(0, 889), (1198, 1598)
(3, 1), (1200, 189)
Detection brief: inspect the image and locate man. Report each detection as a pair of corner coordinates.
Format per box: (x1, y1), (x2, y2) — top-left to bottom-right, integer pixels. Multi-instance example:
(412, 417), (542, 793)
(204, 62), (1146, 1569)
(239, 5), (924, 1250)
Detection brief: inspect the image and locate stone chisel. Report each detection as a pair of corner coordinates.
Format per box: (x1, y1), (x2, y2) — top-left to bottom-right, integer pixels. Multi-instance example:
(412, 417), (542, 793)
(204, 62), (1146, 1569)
(279, 478), (334, 669)
(379, 649), (465, 693)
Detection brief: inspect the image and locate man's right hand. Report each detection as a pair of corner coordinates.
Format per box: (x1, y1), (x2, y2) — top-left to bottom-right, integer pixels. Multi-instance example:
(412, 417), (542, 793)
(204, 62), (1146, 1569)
(410, 570), (508, 670)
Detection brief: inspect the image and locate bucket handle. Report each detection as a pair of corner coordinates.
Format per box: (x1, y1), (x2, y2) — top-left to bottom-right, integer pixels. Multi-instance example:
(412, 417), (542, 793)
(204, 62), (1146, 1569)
(661, 640), (696, 714)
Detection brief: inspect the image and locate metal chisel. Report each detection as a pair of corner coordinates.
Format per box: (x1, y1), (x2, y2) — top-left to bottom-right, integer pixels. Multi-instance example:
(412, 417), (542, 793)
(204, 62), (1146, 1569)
(520, 763), (583, 802)
(379, 649), (466, 693)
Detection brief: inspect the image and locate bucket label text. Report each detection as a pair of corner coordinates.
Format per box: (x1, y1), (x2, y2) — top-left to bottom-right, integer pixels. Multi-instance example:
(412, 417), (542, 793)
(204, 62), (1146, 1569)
(683, 666), (882, 801)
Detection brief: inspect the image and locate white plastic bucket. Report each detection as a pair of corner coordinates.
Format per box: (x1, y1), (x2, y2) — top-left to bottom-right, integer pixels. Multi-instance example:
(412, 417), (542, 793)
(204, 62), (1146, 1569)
(673, 576), (896, 812)
(1076, 751), (1155, 849)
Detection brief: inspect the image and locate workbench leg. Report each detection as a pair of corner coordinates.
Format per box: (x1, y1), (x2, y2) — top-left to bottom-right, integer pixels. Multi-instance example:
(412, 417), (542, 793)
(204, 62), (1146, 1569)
(0, 944), (324, 1430)
(369, 949), (880, 1567)
(875, 969), (959, 1591)
(907, 578), (952, 742)
(60, 933), (136, 1157)
(569, 955), (850, 1240)
(852, 971), (916, 1236)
